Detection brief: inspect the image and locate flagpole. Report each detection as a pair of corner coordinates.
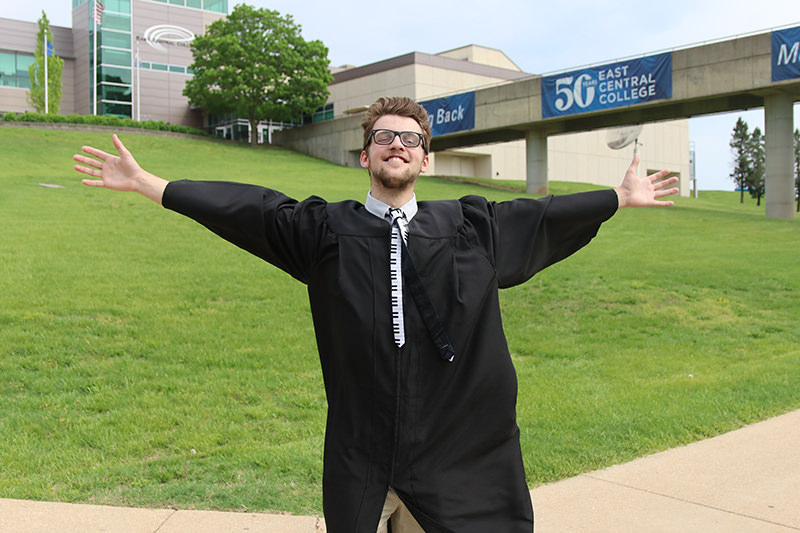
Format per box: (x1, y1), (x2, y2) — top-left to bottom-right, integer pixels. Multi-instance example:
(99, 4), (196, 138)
(92, 4), (97, 116)
(136, 43), (141, 121)
(44, 30), (49, 114)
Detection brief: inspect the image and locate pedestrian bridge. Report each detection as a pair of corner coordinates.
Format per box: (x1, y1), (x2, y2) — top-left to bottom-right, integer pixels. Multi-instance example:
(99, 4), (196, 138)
(275, 25), (800, 219)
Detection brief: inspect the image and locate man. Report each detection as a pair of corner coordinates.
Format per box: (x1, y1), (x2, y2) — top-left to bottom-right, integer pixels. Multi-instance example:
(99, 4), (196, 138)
(73, 96), (678, 532)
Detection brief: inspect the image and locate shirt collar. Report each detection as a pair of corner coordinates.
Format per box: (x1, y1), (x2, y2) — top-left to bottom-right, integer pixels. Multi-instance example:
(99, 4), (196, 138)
(365, 191), (418, 222)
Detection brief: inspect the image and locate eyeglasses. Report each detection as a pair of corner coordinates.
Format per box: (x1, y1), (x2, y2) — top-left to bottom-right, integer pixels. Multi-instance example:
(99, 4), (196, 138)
(366, 129), (426, 151)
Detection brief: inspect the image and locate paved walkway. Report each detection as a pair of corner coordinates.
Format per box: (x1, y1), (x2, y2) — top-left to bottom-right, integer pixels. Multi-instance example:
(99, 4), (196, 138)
(2, 410), (798, 532)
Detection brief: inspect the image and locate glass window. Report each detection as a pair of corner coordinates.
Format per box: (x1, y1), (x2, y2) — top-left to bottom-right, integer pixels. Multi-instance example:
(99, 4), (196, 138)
(169, 65), (184, 73)
(0, 52), (15, 88)
(100, 13), (130, 32)
(101, 48), (131, 67)
(100, 30), (130, 49)
(99, 65), (131, 84)
(186, 0), (201, 8)
(151, 63), (168, 71)
(101, 101), (132, 118)
(203, 0), (227, 14)
(101, 84), (132, 102)
(15, 54), (36, 89)
(104, 0), (131, 13)
(73, 0), (89, 8)
(168, 0), (184, 5)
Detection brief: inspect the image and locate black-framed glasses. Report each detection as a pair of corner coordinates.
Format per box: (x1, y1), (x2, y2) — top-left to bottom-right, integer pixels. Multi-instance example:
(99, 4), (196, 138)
(366, 129), (426, 151)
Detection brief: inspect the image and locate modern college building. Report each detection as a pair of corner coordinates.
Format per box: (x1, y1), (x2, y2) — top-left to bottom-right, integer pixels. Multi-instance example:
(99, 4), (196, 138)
(1, 0), (227, 127)
(0, 1), (690, 192)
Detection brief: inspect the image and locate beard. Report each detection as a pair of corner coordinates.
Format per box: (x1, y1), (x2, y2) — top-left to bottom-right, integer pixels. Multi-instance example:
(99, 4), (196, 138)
(370, 165), (419, 192)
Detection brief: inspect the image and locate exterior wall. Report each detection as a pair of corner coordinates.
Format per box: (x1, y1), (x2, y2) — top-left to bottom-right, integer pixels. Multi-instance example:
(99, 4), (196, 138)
(71, 2), (90, 115)
(323, 46), (690, 194)
(328, 64), (418, 115)
(436, 45), (521, 72)
(0, 17), (76, 114)
(549, 121), (690, 193)
(131, 1), (225, 126)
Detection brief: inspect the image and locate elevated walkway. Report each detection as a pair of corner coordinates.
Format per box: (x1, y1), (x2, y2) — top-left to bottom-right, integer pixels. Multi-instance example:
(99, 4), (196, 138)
(276, 25), (800, 218)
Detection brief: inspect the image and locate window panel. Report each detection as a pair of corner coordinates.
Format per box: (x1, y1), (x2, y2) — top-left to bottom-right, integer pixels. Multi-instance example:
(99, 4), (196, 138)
(203, 0), (227, 14)
(101, 84), (132, 102)
(100, 30), (131, 49)
(101, 101), (132, 118)
(99, 65), (131, 84)
(16, 54), (35, 89)
(100, 13), (130, 32)
(101, 48), (131, 67)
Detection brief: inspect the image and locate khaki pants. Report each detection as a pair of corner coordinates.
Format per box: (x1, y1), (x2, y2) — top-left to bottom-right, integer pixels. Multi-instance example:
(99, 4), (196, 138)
(377, 488), (425, 533)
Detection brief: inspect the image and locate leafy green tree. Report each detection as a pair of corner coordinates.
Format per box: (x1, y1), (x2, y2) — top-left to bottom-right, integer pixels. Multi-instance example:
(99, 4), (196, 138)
(746, 127), (766, 206)
(27, 12), (64, 114)
(729, 117), (752, 203)
(184, 4), (332, 147)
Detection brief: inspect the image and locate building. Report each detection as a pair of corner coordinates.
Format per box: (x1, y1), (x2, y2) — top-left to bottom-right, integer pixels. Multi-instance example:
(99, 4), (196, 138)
(323, 45), (689, 192)
(1, 0), (227, 127)
(1, 6), (689, 192)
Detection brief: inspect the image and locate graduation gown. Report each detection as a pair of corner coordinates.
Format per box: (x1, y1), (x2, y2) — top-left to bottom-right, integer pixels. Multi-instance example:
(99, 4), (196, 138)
(162, 181), (619, 532)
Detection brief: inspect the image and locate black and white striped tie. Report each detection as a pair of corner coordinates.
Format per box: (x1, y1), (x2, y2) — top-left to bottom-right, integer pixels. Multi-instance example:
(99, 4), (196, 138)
(389, 208), (408, 347)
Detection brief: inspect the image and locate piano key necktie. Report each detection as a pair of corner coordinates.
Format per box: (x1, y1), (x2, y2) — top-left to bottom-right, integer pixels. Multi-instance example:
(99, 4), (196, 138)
(389, 208), (407, 347)
(388, 208), (455, 362)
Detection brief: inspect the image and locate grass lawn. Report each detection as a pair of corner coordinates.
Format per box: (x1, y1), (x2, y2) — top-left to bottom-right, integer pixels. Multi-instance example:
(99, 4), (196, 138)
(1, 126), (798, 515)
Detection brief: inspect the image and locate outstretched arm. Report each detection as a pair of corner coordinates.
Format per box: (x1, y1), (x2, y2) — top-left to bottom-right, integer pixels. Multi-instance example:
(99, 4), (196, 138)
(614, 153), (679, 209)
(73, 134), (168, 205)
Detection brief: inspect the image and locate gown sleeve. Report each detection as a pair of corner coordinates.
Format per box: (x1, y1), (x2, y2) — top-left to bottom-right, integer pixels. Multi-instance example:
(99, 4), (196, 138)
(490, 189), (619, 288)
(161, 180), (324, 284)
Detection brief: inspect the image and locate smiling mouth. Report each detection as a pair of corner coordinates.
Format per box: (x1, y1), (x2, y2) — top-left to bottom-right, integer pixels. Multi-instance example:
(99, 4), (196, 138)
(386, 156), (408, 163)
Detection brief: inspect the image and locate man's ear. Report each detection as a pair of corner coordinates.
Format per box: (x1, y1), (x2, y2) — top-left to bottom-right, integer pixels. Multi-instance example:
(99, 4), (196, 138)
(360, 150), (369, 169)
(420, 154), (429, 173)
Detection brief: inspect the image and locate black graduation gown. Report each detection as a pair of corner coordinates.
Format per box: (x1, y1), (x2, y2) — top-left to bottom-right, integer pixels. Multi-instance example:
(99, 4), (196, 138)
(162, 181), (619, 532)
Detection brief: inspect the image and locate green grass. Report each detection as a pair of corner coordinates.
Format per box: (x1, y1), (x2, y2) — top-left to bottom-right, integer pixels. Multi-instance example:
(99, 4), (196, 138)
(1, 127), (798, 514)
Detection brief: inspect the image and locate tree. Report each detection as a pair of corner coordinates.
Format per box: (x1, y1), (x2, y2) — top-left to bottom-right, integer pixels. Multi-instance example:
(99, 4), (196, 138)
(184, 4), (332, 147)
(746, 127), (766, 206)
(729, 117), (751, 203)
(794, 128), (800, 212)
(27, 11), (64, 114)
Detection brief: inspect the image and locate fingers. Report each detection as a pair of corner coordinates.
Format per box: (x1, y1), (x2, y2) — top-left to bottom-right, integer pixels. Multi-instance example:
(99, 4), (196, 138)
(112, 134), (130, 157)
(647, 169), (671, 182)
(627, 152), (641, 174)
(73, 153), (103, 170)
(653, 175), (679, 189)
(655, 186), (680, 199)
(80, 144), (112, 161)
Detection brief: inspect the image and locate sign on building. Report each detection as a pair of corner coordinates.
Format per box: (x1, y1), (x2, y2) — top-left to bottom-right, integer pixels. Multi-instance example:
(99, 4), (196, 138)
(772, 25), (800, 81)
(420, 91), (476, 136)
(542, 53), (672, 118)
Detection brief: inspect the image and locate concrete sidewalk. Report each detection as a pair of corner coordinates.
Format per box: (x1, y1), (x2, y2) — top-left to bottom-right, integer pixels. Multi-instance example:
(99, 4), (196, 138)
(2, 410), (798, 532)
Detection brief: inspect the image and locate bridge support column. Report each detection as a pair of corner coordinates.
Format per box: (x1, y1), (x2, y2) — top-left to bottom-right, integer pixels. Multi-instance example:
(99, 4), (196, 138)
(764, 94), (796, 219)
(525, 129), (549, 195)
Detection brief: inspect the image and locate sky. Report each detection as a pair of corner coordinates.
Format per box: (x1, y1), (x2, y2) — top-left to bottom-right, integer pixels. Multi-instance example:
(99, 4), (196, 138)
(5, 0), (800, 190)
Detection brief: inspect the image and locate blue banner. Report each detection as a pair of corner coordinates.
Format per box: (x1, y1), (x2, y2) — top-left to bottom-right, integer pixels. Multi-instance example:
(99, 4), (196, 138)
(420, 91), (475, 136)
(542, 53), (672, 118)
(772, 26), (800, 81)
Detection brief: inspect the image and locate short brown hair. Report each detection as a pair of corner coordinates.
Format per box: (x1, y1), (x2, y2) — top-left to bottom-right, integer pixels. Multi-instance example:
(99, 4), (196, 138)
(361, 96), (432, 154)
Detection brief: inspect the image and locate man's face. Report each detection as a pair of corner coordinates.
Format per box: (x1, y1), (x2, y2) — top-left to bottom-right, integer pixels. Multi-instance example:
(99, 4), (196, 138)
(360, 115), (429, 193)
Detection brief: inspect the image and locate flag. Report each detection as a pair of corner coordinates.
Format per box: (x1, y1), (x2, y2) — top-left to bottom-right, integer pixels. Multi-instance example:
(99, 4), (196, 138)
(46, 39), (53, 57)
(94, 0), (105, 25)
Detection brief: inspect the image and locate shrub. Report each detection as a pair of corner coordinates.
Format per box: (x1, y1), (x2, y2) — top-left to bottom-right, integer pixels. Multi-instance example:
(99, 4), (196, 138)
(5, 112), (208, 136)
